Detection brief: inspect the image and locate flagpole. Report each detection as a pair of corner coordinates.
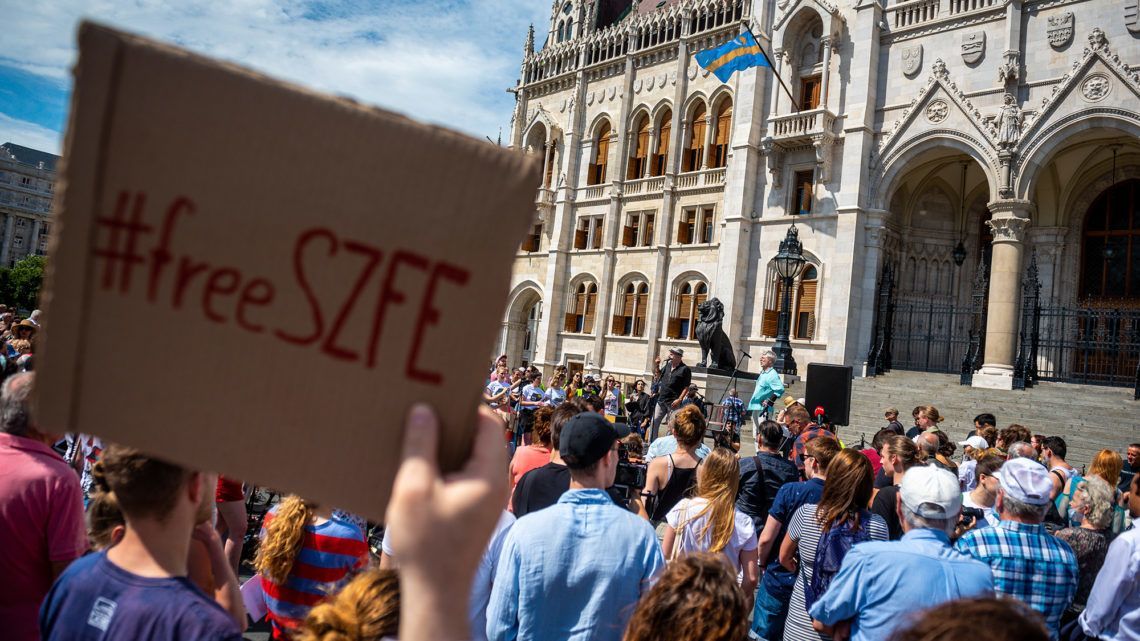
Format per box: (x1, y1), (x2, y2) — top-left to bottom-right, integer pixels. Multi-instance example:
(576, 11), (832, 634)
(744, 22), (800, 113)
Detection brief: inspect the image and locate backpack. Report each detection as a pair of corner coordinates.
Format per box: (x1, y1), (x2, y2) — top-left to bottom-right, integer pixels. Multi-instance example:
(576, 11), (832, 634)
(805, 510), (872, 613)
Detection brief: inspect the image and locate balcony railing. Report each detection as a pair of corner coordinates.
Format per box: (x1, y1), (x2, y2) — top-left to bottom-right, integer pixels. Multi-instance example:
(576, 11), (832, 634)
(769, 108), (836, 148)
(623, 175), (668, 196)
(676, 167), (727, 190)
(884, 0), (999, 31)
(535, 188), (555, 207)
(579, 185), (607, 201)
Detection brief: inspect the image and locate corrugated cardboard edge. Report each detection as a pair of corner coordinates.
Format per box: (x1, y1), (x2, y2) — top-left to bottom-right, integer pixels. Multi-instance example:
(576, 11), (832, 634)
(37, 21), (541, 477)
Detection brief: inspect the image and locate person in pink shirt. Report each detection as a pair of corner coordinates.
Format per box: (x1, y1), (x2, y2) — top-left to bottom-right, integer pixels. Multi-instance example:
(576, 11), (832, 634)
(0, 372), (87, 640)
(508, 406), (553, 510)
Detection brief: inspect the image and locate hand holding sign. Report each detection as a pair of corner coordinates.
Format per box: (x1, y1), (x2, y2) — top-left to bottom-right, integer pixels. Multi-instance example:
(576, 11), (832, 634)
(37, 23), (540, 524)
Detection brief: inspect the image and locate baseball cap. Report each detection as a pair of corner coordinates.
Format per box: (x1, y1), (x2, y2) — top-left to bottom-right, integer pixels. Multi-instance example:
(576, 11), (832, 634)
(559, 412), (630, 469)
(899, 465), (962, 519)
(997, 457), (1054, 505)
(959, 435), (988, 450)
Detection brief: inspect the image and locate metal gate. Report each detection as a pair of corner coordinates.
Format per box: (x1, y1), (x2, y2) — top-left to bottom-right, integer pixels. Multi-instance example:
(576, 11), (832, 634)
(867, 256), (989, 382)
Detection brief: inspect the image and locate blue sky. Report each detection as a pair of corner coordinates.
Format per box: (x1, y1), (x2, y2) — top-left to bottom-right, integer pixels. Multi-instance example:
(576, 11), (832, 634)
(0, 0), (551, 154)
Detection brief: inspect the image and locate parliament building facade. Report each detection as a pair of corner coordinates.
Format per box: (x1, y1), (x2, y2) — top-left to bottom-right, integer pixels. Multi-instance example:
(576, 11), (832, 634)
(499, 0), (1140, 392)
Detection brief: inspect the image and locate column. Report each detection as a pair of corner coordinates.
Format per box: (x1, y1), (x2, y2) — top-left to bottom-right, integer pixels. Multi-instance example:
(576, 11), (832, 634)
(819, 36), (833, 109)
(699, 115), (714, 171)
(540, 139), (553, 189)
(771, 50), (784, 117)
(1026, 227), (1067, 305)
(30, 219), (41, 257)
(856, 210), (888, 373)
(973, 199), (1032, 390)
(0, 214), (12, 265)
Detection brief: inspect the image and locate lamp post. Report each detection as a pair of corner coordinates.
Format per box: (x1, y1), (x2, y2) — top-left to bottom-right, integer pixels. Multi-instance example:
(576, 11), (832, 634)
(773, 225), (806, 375)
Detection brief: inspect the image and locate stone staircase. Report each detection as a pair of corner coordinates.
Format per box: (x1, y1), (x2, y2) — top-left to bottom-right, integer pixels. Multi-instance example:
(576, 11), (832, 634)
(836, 372), (1140, 469)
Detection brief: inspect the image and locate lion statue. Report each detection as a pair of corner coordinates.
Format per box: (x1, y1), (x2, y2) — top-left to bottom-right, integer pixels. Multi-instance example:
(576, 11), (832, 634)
(695, 298), (736, 370)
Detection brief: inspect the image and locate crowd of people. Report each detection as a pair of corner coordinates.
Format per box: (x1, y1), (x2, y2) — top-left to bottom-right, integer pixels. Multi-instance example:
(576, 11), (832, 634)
(1, 338), (1138, 641)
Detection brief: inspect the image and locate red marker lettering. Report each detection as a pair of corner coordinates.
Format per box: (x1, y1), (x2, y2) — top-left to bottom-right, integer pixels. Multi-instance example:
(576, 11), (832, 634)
(202, 268), (241, 324)
(236, 279), (275, 334)
(367, 250), (430, 368)
(406, 261), (469, 385)
(148, 196), (195, 302)
(173, 256), (209, 309)
(275, 228), (336, 346)
(321, 241), (384, 362)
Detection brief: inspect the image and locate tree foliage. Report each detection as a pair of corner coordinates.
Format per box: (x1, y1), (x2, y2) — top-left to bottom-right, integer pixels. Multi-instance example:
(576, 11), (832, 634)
(1, 255), (46, 312)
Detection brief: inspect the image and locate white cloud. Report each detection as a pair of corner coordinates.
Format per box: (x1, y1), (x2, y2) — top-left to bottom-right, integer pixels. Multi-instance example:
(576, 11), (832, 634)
(0, 113), (64, 155)
(0, 0), (550, 141)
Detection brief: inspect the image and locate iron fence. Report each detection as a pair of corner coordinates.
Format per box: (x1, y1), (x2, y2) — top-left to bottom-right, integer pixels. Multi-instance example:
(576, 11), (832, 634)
(1031, 305), (1140, 391)
(886, 300), (977, 374)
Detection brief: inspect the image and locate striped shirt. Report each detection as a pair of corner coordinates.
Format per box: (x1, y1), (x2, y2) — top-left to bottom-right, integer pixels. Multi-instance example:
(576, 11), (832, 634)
(260, 510), (368, 639)
(957, 520), (1078, 640)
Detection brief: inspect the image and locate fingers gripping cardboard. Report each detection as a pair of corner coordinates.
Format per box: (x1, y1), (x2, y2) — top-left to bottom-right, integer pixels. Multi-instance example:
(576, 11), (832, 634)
(36, 22), (540, 523)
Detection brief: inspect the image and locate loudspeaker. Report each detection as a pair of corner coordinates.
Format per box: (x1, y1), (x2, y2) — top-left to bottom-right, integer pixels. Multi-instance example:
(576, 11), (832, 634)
(805, 363), (853, 426)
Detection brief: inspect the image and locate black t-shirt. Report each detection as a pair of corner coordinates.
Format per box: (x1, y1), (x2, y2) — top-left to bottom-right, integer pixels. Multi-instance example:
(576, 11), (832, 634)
(873, 466), (893, 489)
(886, 420), (905, 435)
(657, 362), (692, 404)
(905, 425), (923, 440)
(511, 461), (624, 518)
(871, 484), (903, 540)
(1121, 462), (1137, 494)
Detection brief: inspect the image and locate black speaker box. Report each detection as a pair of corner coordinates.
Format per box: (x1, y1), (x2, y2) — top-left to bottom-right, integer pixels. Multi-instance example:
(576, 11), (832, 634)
(804, 363), (853, 426)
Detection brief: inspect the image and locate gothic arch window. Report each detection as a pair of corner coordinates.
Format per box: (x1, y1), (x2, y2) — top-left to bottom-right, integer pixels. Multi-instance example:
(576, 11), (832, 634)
(565, 17), (573, 39)
(762, 260), (821, 340)
(564, 279), (598, 333)
(682, 103), (707, 172)
(667, 277), (708, 339)
(588, 121), (611, 185)
(711, 98), (732, 168)
(628, 113), (651, 180)
(612, 279), (650, 336)
(1080, 178), (1140, 300)
(652, 108), (672, 176)
(557, 21), (565, 42)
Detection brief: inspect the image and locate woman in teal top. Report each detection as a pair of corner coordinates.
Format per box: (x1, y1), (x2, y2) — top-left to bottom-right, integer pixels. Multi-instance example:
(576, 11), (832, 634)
(747, 350), (785, 441)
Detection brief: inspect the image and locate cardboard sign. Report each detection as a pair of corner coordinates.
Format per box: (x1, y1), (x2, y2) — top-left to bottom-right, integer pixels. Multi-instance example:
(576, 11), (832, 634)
(37, 22), (540, 523)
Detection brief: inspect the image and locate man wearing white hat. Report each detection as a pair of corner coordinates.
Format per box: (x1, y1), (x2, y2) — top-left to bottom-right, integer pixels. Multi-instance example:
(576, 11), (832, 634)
(958, 434), (989, 491)
(807, 466), (993, 641)
(957, 457), (1078, 640)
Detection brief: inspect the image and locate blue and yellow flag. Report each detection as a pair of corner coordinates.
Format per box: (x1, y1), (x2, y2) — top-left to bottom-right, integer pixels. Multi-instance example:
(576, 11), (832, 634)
(694, 32), (770, 83)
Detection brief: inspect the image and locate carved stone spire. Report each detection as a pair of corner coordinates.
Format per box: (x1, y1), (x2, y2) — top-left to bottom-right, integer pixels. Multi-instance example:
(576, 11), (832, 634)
(524, 23), (535, 55)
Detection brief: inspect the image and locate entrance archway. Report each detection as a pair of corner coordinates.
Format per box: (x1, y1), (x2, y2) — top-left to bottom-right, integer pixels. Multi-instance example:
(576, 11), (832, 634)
(503, 286), (543, 367)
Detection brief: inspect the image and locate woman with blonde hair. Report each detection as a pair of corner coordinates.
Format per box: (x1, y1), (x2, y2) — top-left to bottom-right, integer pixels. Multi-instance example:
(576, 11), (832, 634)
(1054, 476), (1115, 627)
(662, 447), (759, 604)
(780, 449), (888, 641)
(914, 405), (944, 433)
(294, 569), (400, 641)
(256, 495), (370, 639)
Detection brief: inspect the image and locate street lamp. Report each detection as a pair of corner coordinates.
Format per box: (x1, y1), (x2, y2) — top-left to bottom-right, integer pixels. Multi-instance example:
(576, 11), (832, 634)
(773, 225), (806, 375)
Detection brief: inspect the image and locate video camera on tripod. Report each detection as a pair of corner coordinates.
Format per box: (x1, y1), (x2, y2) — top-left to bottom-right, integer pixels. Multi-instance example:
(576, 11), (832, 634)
(613, 439), (647, 507)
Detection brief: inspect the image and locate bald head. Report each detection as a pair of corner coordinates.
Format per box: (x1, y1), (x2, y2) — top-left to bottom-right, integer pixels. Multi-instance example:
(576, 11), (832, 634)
(1006, 441), (1037, 460)
(918, 432), (939, 457)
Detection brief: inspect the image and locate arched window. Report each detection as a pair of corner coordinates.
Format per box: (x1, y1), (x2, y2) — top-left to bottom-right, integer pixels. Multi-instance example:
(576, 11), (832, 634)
(652, 108), (672, 176)
(612, 281), (650, 336)
(711, 99), (732, 168)
(565, 17), (573, 39)
(588, 122), (611, 185)
(682, 103), (706, 172)
(557, 21), (565, 42)
(762, 261), (820, 340)
(628, 114), (650, 180)
(1081, 178), (1140, 300)
(564, 281), (598, 333)
(668, 279), (708, 339)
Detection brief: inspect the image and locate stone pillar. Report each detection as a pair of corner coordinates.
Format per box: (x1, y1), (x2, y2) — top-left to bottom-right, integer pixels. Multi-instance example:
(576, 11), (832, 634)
(856, 209), (888, 372)
(700, 115), (714, 171)
(973, 200), (1032, 390)
(30, 219), (41, 257)
(771, 50), (784, 116)
(0, 215), (12, 266)
(819, 35), (833, 109)
(540, 139), (553, 189)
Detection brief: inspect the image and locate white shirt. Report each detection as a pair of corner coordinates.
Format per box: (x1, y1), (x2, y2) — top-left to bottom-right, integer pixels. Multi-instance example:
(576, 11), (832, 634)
(665, 497), (757, 573)
(1080, 523), (1140, 641)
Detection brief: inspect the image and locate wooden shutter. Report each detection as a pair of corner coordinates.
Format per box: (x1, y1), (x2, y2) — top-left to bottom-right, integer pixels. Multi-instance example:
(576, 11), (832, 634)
(702, 209), (714, 243)
(654, 117), (671, 176)
(521, 234), (537, 252)
(592, 221), (603, 249)
(796, 172), (814, 215)
(796, 279), (818, 339)
(677, 215), (691, 244)
(635, 292), (648, 336)
(622, 225), (635, 247)
(714, 104), (732, 168)
(667, 317), (683, 338)
(643, 214), (655, 246)
(565, 313), (578, 332)
(574, 228), (587, 249)
(612, 314), (626, 335)
(690, 118), (706, 170)
(595, 133), (609, 183)
(761, 280), (783, 336)
(545, 145), (556, 187)
(622, 292), (636, 316)
(584, 292), (597, 333)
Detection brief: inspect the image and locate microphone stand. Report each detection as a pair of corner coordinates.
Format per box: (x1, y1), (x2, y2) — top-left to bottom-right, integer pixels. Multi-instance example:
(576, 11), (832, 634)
(716, 349), (752, 407)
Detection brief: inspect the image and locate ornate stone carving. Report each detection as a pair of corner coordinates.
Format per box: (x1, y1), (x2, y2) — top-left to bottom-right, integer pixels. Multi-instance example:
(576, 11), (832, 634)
(1081, 73), (1111, 102)
(932, 58), (948, 79)
(926, 99), (949, 123)
(902, 45), (923, 77)
(1128, 0), (1140, 34)
(997, 93), (1022, 148)
(1088, 27), (1108, 51)
(986, 215), (1030, 242)
(1047, 12), (1074, 49)
(607, 86), (616, 100)
(760, 136), (783, 189)
(634, 78), (643, 93)
(997, 50), (1019, 84)
(687, 66), (697, 80)
(961, 31), (986, 64)
(813, 134), (834, 183)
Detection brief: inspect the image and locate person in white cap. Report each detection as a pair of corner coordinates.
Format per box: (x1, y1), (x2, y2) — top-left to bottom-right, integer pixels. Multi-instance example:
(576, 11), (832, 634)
(956, 457), (1078, 640)
(959, 434), (990, 491)
(806, 465), (993, 641)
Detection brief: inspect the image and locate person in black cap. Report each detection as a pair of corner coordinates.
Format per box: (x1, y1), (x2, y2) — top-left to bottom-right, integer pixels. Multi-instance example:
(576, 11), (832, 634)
(649, 347), (691, 443)
(487, 412), (663, 641)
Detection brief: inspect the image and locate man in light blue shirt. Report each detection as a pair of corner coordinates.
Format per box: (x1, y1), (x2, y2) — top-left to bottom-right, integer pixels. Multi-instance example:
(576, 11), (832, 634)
(809, 466), (994, 641)
(487, 412), (664, 641)
(1079, 472), (1140, 641)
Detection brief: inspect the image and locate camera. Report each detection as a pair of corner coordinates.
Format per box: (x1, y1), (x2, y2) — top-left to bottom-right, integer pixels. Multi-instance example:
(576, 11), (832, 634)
(613, 441), (647, 505)
(961, 506), (986, 523)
